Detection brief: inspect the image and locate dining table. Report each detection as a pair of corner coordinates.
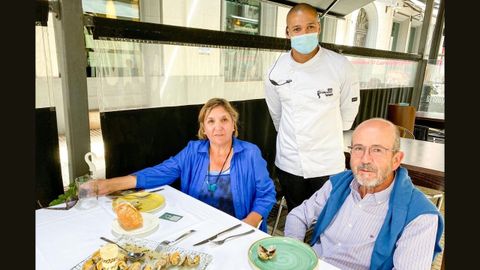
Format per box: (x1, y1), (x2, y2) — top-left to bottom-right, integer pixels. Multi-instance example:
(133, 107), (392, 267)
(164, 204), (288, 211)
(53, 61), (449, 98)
(36, 185), (340, 270)
(343, 130), (444, 192)
(415, 111), (445, 130)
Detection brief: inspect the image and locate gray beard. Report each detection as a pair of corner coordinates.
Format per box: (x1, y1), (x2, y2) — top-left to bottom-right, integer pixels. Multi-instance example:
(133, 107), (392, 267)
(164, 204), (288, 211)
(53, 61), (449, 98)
(353, 163), (389, 188)
(355, 175), (386, 188)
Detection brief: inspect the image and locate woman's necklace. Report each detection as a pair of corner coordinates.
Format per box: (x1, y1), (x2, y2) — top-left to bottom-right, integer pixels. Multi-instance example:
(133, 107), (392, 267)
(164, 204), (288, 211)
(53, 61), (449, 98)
(207, 145), (233, 193)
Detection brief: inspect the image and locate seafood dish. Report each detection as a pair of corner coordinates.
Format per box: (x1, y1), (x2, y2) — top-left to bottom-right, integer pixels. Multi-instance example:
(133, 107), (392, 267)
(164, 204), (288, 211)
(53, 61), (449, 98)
(257, 244), (276, 261)
(72, 235), (212, 270)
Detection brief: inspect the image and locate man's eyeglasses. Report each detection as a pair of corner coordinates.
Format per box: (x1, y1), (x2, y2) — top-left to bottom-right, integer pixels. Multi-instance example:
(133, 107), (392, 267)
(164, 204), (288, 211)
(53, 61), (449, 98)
(348, 145), (397, 158)
(44, 199), (78, 210)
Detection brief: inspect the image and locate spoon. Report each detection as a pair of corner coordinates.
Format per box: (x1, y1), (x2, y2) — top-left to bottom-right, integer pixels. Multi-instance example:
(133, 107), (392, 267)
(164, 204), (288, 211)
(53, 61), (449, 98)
(100, 237), (145, 261)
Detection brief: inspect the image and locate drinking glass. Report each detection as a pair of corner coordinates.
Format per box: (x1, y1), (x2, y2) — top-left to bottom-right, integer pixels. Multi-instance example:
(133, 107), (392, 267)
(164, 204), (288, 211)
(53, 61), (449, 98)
(75, 174), (99, 210)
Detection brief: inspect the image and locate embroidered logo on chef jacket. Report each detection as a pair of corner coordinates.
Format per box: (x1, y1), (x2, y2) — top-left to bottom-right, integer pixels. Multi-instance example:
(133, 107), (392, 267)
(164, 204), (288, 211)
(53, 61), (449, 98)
(316, 88), (333, 99)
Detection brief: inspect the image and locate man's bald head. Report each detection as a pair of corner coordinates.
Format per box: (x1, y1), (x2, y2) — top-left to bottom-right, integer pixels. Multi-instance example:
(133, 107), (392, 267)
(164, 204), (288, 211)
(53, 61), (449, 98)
(353, 118), (400, 152)
(287, 3), (319, 23)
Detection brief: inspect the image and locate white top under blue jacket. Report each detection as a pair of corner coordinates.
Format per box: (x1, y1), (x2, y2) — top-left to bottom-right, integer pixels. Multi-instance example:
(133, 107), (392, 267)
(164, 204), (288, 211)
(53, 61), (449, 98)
(133, 137), (277, 232)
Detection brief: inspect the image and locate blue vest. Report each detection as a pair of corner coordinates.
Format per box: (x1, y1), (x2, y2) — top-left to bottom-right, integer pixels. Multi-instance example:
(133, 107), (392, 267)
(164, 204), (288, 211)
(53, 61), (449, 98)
(309, 167), (444, 270)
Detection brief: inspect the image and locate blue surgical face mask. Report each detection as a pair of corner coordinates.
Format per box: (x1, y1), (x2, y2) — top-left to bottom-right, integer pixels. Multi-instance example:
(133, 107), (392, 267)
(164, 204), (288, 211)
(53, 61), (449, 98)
(291, 33), (319, 54)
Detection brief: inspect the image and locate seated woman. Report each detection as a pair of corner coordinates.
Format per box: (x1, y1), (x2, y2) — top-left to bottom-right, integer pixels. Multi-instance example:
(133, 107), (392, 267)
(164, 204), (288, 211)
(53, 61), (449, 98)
(94, 98), (276, 231)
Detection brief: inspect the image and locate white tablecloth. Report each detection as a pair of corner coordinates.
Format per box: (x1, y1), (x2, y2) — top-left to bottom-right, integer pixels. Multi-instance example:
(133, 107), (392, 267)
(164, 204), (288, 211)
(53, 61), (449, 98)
(36, 185), (339, 270)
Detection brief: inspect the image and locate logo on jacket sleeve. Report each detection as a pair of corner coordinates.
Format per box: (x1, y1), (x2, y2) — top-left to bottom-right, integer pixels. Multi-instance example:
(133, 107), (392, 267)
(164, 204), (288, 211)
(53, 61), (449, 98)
(317, 88), (333, 99)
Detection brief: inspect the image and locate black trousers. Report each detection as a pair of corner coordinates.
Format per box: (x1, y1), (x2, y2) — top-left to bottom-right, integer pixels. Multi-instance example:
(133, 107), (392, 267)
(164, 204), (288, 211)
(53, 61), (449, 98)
(276, 167), (330, 212)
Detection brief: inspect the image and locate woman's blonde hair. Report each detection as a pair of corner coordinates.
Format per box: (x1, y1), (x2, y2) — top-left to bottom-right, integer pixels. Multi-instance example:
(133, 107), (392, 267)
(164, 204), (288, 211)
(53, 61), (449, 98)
(197, 98), (239, 139)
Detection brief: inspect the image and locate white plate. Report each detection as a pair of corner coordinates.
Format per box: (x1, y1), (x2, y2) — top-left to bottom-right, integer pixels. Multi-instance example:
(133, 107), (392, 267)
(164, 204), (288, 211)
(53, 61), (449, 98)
(111, 212), (159, 237)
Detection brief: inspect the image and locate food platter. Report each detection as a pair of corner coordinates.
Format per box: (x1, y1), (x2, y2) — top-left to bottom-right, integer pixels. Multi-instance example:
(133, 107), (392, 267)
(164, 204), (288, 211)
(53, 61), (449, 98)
(71, 235), (213, 270)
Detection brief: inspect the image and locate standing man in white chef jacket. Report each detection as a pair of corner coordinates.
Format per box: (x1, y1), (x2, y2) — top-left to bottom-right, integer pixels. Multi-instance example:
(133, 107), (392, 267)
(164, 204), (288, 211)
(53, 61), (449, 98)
(264, 3), (360, 212)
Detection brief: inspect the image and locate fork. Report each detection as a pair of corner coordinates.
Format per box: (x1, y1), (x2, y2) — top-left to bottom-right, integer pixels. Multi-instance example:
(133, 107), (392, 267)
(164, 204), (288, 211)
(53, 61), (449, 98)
(210, 229), (255, 245)
(155, 229), (197, 251)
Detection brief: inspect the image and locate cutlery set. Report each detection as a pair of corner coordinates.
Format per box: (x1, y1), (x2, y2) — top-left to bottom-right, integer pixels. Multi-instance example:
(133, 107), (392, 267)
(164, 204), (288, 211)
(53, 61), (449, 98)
(101, 222), (254, 258)
(193, 223), (247, 246)
(155, 223), (253, 248)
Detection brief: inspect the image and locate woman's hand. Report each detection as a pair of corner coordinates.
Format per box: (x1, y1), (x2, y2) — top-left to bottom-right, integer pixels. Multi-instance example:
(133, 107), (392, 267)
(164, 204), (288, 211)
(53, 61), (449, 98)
(92, 175), (137, 195)
(92, 179), (111, 195)
(242, 211), (263, 229)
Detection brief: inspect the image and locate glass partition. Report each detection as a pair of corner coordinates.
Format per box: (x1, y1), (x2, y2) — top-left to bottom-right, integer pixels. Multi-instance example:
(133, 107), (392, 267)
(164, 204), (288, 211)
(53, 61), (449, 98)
(82, 0), (140, 20)
(418, 0), (444, 114)
(36, 17), (70, 188)
(36, 15), (59, 109)
(419, 50), (444, 113)
(91, 39), (279, 111)
(81, 0), (444, 81)
(85, 28), (144, 77)
(225, 0), (261, 35)
(79, 0), (441, 54)
(36, 14), (106, 186)
(347, 56), (418, 89)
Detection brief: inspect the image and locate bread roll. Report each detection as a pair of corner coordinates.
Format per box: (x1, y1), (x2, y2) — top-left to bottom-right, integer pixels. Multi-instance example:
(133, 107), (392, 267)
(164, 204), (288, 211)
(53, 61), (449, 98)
(114, 201), (143, 230)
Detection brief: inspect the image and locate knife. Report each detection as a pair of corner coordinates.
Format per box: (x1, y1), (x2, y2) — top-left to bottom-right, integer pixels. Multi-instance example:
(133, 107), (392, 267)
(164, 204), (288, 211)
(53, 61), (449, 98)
(107, 188), (144, 199)
(108, 187), (165, 199)
(148, 187), (165, 193)
(193, 223), (242, 246)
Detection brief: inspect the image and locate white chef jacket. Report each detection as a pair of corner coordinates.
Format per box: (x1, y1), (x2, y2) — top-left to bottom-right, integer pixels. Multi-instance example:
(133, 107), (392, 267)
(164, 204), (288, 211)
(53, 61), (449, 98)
(264, 46), (360, 178)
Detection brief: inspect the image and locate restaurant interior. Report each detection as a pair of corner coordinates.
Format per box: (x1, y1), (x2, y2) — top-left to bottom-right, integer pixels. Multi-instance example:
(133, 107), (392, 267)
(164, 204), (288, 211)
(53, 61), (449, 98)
(35, 0), (445, 269)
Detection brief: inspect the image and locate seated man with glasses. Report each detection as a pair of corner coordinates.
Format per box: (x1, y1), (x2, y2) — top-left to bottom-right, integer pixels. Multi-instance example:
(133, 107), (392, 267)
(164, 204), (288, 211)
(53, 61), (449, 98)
(284, 118), (444, 270)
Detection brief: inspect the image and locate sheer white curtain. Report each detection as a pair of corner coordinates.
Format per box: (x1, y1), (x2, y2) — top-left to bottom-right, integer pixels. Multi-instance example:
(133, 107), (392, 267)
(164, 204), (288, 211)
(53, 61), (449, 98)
(92, 39), (280, 112)
(36, 19), (59, 109)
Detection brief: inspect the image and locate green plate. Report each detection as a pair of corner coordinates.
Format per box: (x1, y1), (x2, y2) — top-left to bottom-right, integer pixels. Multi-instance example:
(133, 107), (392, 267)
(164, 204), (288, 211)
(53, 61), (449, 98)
(248, 236), (318, 270)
